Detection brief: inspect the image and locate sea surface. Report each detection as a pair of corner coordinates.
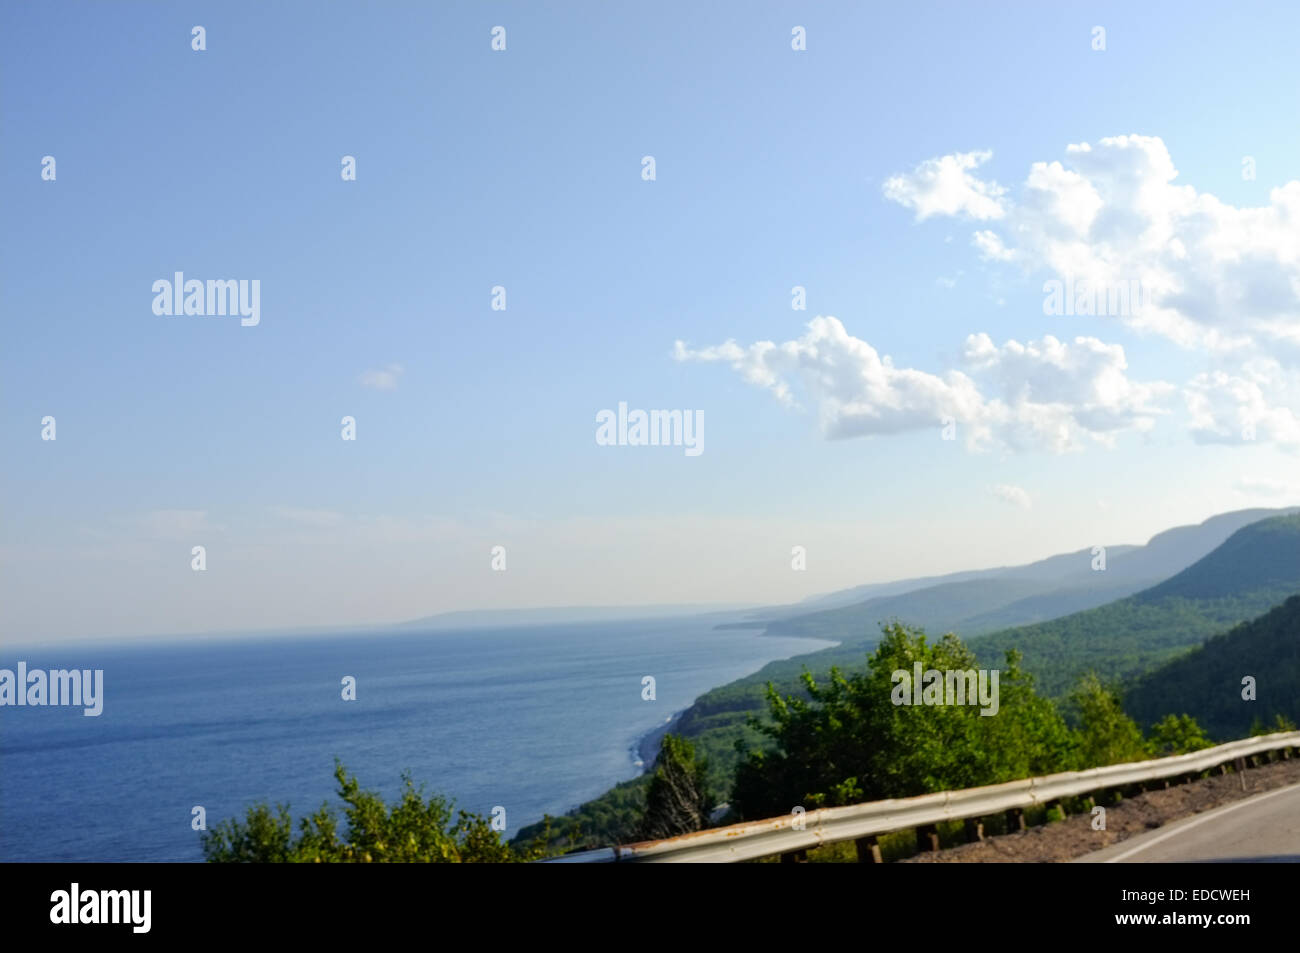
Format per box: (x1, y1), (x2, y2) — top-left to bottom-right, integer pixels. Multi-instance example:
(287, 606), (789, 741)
(0, 617), (833, 861)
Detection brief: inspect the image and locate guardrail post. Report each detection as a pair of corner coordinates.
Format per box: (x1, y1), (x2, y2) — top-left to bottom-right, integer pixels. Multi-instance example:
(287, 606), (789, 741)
(1005, 807), (1026, 832)
(964, 817), (985, 843)
(855, 835), (882, 864)
(916, 824), (940, 853)
(780, 849), (808, 863)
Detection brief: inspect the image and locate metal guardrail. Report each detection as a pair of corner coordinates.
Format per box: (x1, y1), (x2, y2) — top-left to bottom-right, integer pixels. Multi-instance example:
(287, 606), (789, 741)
(542, 730), (1300, 863)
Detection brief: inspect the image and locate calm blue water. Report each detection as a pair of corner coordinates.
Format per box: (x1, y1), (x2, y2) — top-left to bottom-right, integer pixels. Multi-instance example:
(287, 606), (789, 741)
(0, 618), (832, 861)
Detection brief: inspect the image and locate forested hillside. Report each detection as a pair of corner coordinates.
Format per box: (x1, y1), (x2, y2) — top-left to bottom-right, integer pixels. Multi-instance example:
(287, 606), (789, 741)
(514, 511), (1300, 851)
(1124, 595), (1300, 738)
(972, 514), (1300, 697)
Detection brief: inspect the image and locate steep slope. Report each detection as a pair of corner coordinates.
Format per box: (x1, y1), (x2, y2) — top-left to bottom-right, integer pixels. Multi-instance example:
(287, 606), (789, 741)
(761, 577), (1052, 641)
(760, 507), (1300, 643)
(1123, 595), (1300, 740)
(1105, 507), (1299, 587)
(793, 507), (1297, 614)
(791, 568), (1001, 611)
(972, 514), (1300, 698)
(958, 579), (1158, 632)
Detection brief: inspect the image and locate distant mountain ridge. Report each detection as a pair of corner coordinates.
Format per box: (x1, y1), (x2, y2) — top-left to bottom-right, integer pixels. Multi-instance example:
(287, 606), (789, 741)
(973, 513), (1300, 697)
(796, 507), (1299, 612)
(748, 508), (1300, 644)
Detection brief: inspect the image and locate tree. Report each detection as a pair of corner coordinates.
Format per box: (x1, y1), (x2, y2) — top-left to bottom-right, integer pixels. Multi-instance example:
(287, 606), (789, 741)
(636, 734), (714, 841)
(202, 760), (547, 862)
(1250, 712), (1299, 736)
(1071, 673), (1148, 768)
(730, 622), (1075, 820)
(1146, 713), (1213, 757)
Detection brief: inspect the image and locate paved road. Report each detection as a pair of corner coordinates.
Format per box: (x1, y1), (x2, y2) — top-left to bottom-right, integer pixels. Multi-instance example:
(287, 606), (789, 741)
(1075, 782), (1300, 863)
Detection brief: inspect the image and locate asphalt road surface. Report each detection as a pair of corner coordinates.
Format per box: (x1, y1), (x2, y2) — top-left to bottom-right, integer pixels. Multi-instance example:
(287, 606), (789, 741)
(1075, 782), (1300, 863)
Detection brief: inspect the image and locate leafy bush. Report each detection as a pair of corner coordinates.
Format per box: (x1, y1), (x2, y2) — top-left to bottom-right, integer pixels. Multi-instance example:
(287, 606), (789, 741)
(203, 760), (546, 863)
(1070, 673), (1149, 767)
(1146, 713), (1214, 757)
(731, 622), (1076, 819)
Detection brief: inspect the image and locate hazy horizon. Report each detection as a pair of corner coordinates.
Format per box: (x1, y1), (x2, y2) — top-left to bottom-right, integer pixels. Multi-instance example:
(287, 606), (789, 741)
(7, 2), (1300, 644)
(6, 502), (1296, 648)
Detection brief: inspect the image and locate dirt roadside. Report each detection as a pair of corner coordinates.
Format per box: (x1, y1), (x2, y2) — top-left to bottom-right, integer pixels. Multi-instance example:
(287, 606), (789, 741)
(899, 756), (1300, 863)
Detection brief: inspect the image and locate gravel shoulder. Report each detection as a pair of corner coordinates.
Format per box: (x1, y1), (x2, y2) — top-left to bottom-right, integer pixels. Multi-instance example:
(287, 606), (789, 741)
(899, 755), (1300, 863)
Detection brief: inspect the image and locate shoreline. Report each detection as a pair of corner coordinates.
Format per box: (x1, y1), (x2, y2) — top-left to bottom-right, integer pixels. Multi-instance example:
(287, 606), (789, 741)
(628, 629), (837, 773)
(511, 624), (840, 843)
(632, 708), (685, 772)
(631, 628), (841, 773)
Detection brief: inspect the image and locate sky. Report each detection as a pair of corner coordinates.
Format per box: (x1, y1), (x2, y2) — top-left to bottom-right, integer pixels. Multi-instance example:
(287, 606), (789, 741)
(4, 1), (1300, 644)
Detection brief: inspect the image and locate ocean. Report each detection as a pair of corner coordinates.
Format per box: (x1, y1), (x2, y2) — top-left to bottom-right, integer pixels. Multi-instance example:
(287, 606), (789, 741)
(0, 617), (833, 861)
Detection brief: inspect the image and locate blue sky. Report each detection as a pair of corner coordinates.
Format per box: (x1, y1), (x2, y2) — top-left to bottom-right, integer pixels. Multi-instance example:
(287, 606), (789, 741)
(4, 2), (1300, 642)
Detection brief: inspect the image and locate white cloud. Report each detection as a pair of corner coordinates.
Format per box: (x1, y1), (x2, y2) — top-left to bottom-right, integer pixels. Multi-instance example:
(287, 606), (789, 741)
(140, 509), (218, 540)
(962, 332), (1172, 447)
(891, 134), (1300, 445)
(972, 229), (1016, 262)
(269, 506), (344, 527)
(676, 317), (985, 441)
(1183, 364), (1300, 447)
(904, 135), (1300, 360)
(882, 150), (1007, 222)
(674, 316), (1171, 453)
(360, 363), (404, 390)
(990, 484), (1032, 509)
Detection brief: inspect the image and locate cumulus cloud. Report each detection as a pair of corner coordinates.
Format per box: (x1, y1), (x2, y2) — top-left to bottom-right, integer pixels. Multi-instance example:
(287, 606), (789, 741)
(972, 229), (1016, 262)
(894, 135), (1300, 360)
(990, 484), (1032, 509)
(360, 363), (404, 390)
(886, 135), (1300, 445)
(674, 316), (1170, 453)
(882, 150), (1007, 222)
(1183, 364), (1300, 447)
(962, 332), (1172, 445)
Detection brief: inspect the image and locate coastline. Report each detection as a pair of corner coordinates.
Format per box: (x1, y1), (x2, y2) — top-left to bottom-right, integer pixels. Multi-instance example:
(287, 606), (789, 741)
(629, 626), (834, 772)
(633, 708), (685, 771)
(510, 624), (843, 845)
(632, 624), (839, 772)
